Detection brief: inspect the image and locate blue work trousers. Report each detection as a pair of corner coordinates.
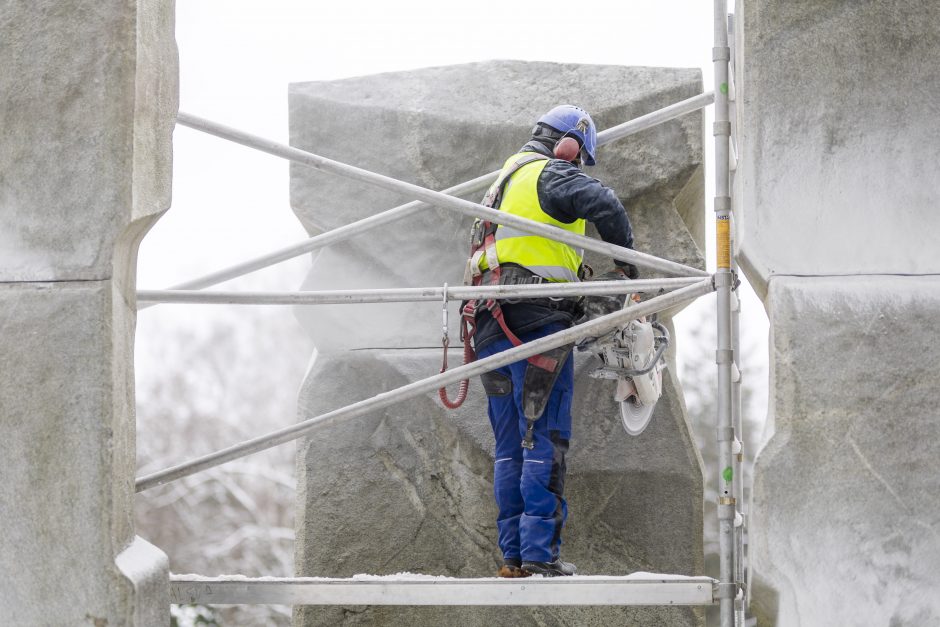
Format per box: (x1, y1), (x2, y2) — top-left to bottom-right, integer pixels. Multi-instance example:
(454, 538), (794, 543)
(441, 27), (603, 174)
(477, 322), (573, 564)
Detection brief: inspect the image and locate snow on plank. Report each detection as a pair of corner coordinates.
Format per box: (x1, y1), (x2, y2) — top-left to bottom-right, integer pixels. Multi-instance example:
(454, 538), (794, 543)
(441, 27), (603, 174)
(169, 572), (717, 606)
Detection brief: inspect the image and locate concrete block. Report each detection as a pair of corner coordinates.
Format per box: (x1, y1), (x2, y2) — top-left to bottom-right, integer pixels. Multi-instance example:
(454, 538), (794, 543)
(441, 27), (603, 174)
(749, 276), (940, 626)
(0, 282), (131, 623)
(294, 348), (704, 627)
(289, 61), (705, 351)
(734, 0), (940, 296)
(0, 0), (176, 623)
(0, 0), (177, 281)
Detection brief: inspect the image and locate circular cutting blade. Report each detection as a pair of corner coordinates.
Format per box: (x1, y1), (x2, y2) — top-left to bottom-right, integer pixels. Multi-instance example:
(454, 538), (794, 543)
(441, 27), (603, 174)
(620, 397), (655, 436)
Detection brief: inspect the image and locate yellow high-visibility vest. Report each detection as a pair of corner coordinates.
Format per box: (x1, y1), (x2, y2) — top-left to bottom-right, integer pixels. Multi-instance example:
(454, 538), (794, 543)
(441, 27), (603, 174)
(477, 152), (585, 282)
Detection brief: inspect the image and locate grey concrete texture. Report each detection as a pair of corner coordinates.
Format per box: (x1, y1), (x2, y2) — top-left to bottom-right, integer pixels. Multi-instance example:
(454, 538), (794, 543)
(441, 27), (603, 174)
(733, 0), (940, 296)
(288, 61), (706, 351)
(294, 347), (704, 627)
(0, 0), (177, 624)
(749, 276), (940, 626)
(0, 0), (177, 282)
(0, 282), (153, 624)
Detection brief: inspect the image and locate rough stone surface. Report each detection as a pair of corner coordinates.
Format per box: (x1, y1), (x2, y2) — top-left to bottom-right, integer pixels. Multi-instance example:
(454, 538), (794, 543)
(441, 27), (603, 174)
(0, 1), (177, 623)
(289, 61), (705, 351)
(749, 276), (940, 626)
(734, 0), (940, 298)
(289, 61), (706, 626)
(734, 3), (940, 625)
(294, 348), (704, 627)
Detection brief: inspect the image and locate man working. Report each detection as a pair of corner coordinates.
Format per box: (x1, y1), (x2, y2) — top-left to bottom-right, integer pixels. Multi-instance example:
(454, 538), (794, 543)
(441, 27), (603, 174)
(466, 105), (637, 578)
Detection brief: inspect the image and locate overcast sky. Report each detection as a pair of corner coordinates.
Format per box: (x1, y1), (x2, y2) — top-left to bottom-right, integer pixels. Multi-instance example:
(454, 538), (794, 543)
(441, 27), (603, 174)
(136, 1), (768, 425)
(140, 0), (720, 287)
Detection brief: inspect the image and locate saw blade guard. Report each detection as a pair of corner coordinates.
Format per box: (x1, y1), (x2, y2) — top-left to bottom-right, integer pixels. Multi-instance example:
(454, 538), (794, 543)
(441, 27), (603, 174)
(578, 292), (669, 436)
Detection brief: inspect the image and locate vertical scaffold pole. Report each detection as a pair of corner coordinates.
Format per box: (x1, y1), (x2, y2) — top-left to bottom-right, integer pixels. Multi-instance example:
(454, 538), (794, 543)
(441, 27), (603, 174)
(728, 13), (748, 626)
(713, 0), (737, 625)
(731, 283), (746, 625)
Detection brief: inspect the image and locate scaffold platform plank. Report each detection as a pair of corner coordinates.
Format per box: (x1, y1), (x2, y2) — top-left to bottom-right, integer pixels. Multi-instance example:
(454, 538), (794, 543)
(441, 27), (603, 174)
(169, 573), (717, 606)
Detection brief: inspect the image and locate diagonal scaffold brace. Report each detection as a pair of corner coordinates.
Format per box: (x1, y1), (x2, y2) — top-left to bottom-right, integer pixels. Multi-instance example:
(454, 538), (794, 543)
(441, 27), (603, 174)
(137, 92), (715, 309)
(135, 278), (715, 492)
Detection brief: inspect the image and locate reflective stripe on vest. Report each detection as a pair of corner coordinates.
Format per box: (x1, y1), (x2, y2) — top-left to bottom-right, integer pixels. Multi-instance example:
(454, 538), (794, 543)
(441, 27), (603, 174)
(478, 152), (586, 282)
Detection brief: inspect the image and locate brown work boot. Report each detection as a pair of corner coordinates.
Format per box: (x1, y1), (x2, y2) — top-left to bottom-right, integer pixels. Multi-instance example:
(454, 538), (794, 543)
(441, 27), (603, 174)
(497, 558), (531, 578)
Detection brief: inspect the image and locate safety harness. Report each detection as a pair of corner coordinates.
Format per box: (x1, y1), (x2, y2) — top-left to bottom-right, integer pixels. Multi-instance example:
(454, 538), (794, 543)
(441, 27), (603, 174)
(438, 153), (560, 409)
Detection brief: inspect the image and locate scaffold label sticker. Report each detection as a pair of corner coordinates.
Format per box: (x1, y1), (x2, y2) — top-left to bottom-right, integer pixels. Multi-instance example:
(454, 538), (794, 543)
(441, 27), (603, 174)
(716, 216), (731, 269)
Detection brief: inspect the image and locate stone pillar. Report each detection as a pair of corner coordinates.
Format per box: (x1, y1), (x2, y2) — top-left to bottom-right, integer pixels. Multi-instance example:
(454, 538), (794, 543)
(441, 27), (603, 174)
(735, 1), (940, 624)
(289, 61), (707, 626)
(0, 1), (177, 624)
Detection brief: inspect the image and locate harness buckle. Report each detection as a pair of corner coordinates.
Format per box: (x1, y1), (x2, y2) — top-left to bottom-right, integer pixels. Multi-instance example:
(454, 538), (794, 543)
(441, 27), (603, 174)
(464, 250), (484, 285)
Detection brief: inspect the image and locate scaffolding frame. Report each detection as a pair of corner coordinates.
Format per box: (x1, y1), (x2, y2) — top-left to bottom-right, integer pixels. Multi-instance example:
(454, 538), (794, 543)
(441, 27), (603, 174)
(138, 91), (713, 305)
(136, 279), (714, 492)
(138, 5), (746, 621)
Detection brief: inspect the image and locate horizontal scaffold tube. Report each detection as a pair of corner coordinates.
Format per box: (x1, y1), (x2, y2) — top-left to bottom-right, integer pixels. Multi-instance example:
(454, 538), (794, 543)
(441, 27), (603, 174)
(135, 278), (714, 492)
(174, 111), (709, 280)
(138, 172), (498, 308)
(137, 277), (703, 306)
(149, 91), (714, 304)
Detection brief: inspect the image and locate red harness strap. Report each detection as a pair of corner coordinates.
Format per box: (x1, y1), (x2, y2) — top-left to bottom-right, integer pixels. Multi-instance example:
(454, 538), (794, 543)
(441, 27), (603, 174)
(484, 298), (558, 371)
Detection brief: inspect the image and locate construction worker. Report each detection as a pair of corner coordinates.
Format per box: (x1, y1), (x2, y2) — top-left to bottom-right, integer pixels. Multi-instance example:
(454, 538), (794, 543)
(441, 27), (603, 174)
(468, 105), (637, 578)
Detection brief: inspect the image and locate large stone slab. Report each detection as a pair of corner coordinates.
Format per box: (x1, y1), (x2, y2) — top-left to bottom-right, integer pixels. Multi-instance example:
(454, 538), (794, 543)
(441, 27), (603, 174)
(0, 0), (177, 623)
(289, 61), (705, 351)
(289, 61), (707, 626)
(734, 0), (940, 297)
(750, 276), (940, 626)
(0, 282), (168, 623)
(0, 0), (176, 282)
(733, 3), (940, 624)
(294, 347), (703, 627)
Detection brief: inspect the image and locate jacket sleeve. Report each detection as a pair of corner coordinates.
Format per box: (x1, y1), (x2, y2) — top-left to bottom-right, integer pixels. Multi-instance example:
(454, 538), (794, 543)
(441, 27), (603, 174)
(537, 160), (636, 270)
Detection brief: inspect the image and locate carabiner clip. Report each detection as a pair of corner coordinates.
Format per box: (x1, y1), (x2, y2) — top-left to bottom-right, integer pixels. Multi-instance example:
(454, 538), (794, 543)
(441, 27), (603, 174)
(441, 283), (450, 346)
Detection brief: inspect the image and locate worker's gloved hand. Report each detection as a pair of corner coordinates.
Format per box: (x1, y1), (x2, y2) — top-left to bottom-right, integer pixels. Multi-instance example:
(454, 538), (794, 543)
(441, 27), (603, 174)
(578, 269), (629, 323)
(612, 263), (639, 280)
(597, 265), (636, 282)
(597, 270), (627, 282)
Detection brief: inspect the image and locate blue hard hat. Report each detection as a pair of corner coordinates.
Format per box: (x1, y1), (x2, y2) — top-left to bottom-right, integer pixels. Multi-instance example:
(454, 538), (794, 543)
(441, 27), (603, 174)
(537, 105), (598, 166)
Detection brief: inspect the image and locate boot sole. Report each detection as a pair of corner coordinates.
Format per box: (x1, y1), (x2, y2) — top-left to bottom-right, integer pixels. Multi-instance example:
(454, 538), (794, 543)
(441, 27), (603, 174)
(497, 566), (531, 578)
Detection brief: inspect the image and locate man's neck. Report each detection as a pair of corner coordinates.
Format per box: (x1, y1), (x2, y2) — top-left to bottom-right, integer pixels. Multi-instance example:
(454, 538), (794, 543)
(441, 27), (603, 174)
(521, 139), (554, 156)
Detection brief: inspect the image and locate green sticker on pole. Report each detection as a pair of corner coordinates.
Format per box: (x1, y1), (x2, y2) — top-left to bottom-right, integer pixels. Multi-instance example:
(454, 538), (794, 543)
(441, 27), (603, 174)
(722, 466), (733, 483)
(720, 82), (729, 94)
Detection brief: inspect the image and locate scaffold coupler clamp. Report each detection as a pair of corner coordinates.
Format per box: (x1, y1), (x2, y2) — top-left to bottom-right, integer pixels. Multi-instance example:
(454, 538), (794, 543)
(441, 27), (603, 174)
(712, 271), (738, 292)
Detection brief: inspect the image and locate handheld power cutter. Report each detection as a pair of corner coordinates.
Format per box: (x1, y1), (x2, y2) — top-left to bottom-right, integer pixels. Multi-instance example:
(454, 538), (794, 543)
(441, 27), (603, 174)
(575, 281), (670, 436)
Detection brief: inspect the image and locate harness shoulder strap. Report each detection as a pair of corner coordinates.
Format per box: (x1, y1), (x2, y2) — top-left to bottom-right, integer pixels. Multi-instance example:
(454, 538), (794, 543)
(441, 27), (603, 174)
(463, 152), (558, 372)
(482, 152), (549, 209)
